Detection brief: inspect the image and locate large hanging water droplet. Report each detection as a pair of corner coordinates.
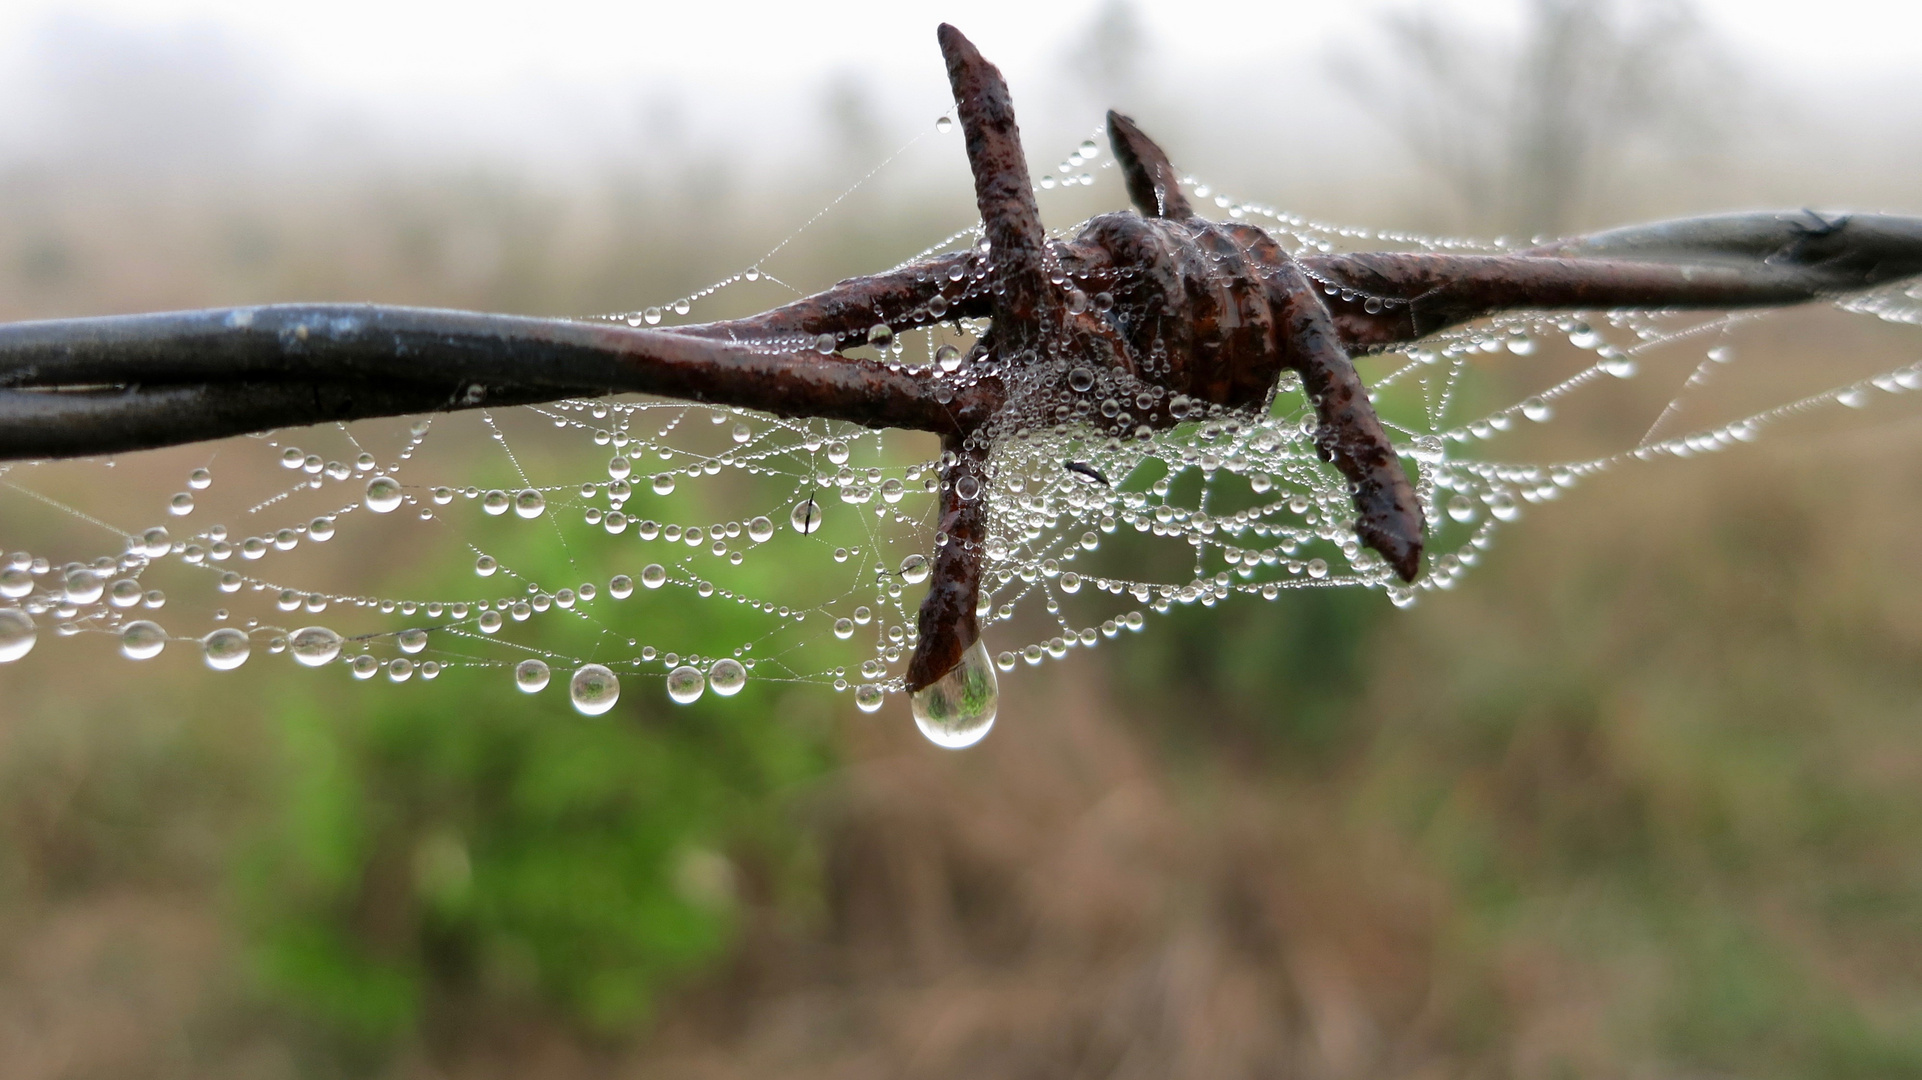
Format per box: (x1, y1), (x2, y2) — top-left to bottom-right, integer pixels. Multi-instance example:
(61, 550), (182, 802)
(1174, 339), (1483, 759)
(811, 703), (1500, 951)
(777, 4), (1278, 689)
(909, 639), (998, 748)
(482, 490), (510, 515)
(514, 489), (546, 519)
(790, 498), (823, 535)
(708, 658), (746, 696)
(398, 628), (429, 654)
(899, 553), (930, 584)
(290, 626), (343, 667)
(571, 664), (620, 714)
(364, 476), (403, 513)
(515, 659), (551, 693)
(651, 473), (676, 496)
(0, 607), (35, 663)
(936, 344), (962, 372)
(747, 515), (774, 543)
(120, 620), (166, 660)
(202, 627), (250, 670)
(666, 664), (705, 704)
(935, 115), (953, 133)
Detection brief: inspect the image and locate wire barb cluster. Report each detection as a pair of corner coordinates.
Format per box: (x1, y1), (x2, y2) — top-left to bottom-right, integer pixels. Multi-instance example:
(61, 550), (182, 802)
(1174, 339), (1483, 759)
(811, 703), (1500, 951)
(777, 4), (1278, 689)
(4, 24), (1922, 692)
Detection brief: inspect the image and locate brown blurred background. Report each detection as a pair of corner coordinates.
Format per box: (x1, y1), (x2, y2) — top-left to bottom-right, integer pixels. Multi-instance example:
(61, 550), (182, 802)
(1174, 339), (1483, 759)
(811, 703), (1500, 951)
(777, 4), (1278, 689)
(4, 1), (1922, 1076)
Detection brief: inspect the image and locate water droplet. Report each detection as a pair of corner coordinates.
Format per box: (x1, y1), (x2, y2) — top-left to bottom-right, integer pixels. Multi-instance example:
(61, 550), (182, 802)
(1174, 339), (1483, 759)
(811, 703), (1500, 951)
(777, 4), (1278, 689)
(815, 333), (837, 354)
(790, 498), (823, 535)
(731, 423), (752, 444)
(475, 555), (498, 577)
(571, 664), (621, 715)
(747, 515), (774, 543)
(514, 489), (546, 518)
(651, 473), (675, 495)
(290, 626), (343, 667)
(1488, 492), (1520, 521)
(899, 553), (930, 584)
(202, 627), (250, 670)
(387, 658), (413, 682)
(0, 608), (35, 663)
(609, 456), (632, 480)
(609, 574), (634, 598)
(935, 115), (952, 133)
(351, 655), (379, 679)
(169, 492), (195, 515)
(515, 659), (551, 693)
(309, 516), (336, 541)
(188, 468), (212, 489)
(280, 448), (304, 469)
(855, 684), (885, 712)
(1068, 366), (1096, 392)
(1447, 495), (1477, 523)
(666, 665), (704, 704)
(65, 569), (103, 605)
(672, 299), (691, 316)
(910, 639), (998, 748)
(709, 658), (746, 696)
(641, 564), (667, 588)
(0, 569), (30, 599)
(936, 344), (962, 372)
(833, 618), (855, 639)
(643, 307), (663, 325)
(364, 476), (403, 513)
(120, 620), (166, 660)
(1522, 397), (1552, 422)
(744, 266), (761, 282)
(109, 579), (142, 607)
(953, 475), (980, 501)
(398, 628), (429, 654)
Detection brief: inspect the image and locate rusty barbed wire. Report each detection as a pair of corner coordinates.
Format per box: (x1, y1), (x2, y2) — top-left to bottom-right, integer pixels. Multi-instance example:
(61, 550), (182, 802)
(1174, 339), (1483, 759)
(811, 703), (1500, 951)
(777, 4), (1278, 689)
(3, 23), (1921, 692)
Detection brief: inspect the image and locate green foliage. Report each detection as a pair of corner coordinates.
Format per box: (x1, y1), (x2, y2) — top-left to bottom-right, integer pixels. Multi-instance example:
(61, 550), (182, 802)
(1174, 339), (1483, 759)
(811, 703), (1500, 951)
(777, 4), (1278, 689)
(237, 485), (836, 1047)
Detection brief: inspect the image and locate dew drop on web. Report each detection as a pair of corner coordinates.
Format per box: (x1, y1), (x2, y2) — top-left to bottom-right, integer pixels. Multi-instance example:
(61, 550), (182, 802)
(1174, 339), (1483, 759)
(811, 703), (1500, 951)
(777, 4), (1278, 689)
(398, 628), (429, 654)
(708, 658), (746, 696)
(290, 626), (343, 667)
(570, 664), (620, 715)
(364, 476), (403, 513)
(0, 607), (36, 663)
(202, 627), (249, 670)
(790, 498), (823, 535)
(515, 658), (550, 693)
(120, 620), (166, 660)
(666, 664), (705, 704)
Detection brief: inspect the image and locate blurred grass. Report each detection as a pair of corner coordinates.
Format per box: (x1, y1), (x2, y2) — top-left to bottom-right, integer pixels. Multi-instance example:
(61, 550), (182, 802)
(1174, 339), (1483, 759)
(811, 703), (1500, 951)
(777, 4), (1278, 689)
(4, 49), (1922, 1080)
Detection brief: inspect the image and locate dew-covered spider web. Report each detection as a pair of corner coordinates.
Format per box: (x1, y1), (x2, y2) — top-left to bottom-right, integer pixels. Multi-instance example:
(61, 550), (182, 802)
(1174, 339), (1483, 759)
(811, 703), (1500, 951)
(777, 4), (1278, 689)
(5, 117), (1922, 746)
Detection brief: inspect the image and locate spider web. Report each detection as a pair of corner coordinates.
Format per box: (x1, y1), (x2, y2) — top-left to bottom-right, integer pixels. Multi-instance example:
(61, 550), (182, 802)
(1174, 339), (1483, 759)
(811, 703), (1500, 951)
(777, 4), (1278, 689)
(4, 119), (1922, 741)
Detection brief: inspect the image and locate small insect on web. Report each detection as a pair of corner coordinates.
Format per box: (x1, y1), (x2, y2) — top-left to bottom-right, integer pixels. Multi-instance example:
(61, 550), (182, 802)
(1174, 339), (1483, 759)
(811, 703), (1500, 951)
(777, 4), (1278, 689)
(4, 24), (1922, 750)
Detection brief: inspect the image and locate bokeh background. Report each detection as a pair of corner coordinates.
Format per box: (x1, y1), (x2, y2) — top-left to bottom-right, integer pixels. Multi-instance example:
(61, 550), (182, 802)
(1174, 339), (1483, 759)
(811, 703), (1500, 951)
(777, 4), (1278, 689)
(3, 0), (1922, 1076)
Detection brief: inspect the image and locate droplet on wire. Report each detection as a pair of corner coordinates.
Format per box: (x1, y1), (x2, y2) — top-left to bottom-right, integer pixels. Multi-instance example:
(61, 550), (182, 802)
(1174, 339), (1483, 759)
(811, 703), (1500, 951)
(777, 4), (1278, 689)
(910, 639), (998, 748)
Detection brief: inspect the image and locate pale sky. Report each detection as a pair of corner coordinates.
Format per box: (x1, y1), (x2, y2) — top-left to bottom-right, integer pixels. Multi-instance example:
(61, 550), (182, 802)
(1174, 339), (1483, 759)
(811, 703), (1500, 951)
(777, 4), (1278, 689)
(0, 0), (1914, 175)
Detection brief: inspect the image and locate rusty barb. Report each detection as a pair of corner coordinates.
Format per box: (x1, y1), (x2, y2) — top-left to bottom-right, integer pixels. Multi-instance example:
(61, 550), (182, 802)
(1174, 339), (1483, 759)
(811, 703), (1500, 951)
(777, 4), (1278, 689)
(3, 25), (1922, 691)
